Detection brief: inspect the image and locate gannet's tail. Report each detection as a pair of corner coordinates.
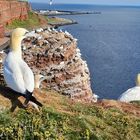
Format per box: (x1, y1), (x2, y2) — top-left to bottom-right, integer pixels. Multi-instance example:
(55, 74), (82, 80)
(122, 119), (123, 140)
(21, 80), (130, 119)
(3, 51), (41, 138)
(24, 90), (43, 107)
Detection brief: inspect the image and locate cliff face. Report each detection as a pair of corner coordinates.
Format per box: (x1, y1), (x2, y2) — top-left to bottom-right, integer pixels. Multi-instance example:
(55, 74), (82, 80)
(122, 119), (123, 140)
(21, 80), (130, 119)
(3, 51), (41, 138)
(21, 28), (95, 101)
(0, 0), (30, 37)
(0, 25), (5, 38)
(0, 0), (30, 25)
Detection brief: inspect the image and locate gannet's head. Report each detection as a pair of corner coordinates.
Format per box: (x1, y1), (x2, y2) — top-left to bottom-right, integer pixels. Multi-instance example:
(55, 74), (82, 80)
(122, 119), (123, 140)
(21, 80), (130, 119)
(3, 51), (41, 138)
(10, 28), (29, 52)
(34, 74), (44, 89)
(11, 28), (29, 40)
(136, 73), (140, 86)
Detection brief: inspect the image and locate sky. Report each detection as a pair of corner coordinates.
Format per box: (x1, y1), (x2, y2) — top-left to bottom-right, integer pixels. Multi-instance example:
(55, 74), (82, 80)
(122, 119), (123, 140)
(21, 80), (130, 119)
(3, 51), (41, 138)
(29, 0), (140, 6)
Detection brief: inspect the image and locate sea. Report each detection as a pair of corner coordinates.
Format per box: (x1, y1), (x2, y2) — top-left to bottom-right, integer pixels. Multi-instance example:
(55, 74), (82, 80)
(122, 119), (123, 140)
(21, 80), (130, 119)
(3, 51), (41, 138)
(31, 3), (140, 99)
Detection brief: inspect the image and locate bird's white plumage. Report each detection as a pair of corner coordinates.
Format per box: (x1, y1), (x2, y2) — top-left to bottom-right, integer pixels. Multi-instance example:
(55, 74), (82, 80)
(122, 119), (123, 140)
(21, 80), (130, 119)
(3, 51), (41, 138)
(34, 74), (44, 89)
(118, 86), (140, 102)
(4, 52), (34, 94)
(118, 73), (140, 102)
(3, 28), (34, 95)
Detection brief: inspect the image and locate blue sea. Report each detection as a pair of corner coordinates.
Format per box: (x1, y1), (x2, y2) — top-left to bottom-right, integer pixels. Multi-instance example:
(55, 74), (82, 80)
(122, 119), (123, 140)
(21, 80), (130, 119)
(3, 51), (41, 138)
(31, 3), (140, 99)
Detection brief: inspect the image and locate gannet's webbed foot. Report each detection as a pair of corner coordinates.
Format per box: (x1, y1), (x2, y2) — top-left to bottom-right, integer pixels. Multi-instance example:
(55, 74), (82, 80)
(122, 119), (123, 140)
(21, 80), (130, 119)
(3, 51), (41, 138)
(23, 90), (43, 107)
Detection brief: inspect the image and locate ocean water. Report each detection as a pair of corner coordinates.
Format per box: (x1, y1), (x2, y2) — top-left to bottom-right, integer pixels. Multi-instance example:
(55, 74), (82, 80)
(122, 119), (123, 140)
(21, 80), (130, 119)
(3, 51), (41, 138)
(31, 3), (140, 99)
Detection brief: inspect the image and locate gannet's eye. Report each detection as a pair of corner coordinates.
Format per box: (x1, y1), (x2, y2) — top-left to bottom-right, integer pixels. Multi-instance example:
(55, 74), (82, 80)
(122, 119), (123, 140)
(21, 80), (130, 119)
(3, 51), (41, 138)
(25, 31), (29, 36)
(40, 76), (44, 81)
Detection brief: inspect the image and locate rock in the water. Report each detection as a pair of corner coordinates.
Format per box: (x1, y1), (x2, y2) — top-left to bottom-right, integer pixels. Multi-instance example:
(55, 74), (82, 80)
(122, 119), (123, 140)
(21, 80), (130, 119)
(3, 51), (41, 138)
(1, 28), (96, 102)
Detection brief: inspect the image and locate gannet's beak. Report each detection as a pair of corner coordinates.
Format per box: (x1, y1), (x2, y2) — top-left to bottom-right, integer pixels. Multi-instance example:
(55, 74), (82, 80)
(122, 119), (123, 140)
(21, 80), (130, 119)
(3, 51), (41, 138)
(39, 75), (45, 82)
(22, 30), (29, 40)
(25, 31), (29, 37)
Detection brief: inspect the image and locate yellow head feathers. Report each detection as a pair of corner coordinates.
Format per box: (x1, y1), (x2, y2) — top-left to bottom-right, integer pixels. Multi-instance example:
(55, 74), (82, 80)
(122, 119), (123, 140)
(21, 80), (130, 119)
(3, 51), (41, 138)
(10, 28), (29, 52)
(11, 28), (29, 39)
(136, 73), (140, 86)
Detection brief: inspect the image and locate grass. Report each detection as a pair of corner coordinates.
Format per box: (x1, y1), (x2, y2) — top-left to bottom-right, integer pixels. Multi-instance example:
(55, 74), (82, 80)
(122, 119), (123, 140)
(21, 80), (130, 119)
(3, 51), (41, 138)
(0, 90), (140, 140)
(6, 11), (72, 30)
(6, 12), (41, 29)
(45, 16), (73, 25)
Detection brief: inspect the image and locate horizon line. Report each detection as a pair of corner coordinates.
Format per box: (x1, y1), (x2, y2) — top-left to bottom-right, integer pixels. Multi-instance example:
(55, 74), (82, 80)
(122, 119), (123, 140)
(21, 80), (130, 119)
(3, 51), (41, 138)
(29, 2), (140, 7)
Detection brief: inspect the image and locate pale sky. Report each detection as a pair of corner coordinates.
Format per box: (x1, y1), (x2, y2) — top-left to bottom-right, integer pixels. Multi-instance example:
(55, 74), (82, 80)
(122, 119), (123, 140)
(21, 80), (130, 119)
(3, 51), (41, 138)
(29, 0), (140, 6)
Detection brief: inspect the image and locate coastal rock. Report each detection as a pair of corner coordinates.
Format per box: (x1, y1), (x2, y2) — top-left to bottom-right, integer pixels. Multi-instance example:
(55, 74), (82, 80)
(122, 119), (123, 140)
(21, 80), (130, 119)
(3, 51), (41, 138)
(23, 28), (94, 101)
(0, 28), (95, 102)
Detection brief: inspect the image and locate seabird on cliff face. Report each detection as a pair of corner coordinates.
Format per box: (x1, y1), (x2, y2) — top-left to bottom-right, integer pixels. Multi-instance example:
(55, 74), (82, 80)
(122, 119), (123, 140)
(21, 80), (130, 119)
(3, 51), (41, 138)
(64, 30), (71, 36)
(47, 27), (52, 32)
(3, 28), (42, 107)
(118, 74), (140, 102)
(34, 74), (44, 89)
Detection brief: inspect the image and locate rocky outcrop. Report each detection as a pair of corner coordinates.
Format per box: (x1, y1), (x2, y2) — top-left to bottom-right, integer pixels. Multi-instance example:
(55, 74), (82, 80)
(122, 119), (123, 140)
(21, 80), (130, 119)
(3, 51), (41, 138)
(0, 28), (95, 101)
(21, 28), (95, 101)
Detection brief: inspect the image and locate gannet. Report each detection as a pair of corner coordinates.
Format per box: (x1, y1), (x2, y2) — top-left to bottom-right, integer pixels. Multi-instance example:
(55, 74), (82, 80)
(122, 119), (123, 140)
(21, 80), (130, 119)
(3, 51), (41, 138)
(74, 38), (78, 42)
(64, 30), (71, 36)
(118, 74), (140, 102)
(47, 27), (52, 32)
(36, 28), (43, 33)
(34, 74), (44, 89)
(92, 94), (99, 102)
(34, 74), (53, 88)
(3, 28), (42, 107)
(59, 29), (63, 33)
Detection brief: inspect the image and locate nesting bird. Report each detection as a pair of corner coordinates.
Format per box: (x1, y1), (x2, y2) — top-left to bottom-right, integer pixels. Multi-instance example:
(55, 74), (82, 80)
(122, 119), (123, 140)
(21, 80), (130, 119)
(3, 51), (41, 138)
(64, 30), (71, 36)
(34, 74), (44, 89)
(118, 74), (140, 102)
(3, 28), (42, 107)
(92, 94), (99, 102)
(47, 27), (52, 32)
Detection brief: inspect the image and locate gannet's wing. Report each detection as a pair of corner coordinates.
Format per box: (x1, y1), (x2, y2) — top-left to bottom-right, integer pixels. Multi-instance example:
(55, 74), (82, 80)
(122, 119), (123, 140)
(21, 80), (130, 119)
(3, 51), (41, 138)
(20, 60), (34, 92)
(118, 87), (140, 102)
(4, 59), (26, 93)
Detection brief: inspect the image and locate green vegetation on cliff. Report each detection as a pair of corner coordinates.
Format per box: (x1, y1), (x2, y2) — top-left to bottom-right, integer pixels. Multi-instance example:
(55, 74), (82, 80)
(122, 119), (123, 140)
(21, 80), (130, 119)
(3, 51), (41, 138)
(0, 90), (140, 140)
(6, 12), (43, 29)
(6, 11), (75, 30)
(45, 16), (74, 25)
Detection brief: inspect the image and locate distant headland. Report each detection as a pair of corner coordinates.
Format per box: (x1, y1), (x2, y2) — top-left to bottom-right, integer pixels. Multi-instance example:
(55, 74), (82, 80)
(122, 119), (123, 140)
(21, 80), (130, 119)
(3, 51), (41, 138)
(35, 9), (101, 16)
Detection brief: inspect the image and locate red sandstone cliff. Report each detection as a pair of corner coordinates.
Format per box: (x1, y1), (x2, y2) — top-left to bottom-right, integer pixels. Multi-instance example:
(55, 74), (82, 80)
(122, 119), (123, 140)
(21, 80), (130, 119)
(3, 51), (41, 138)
(0, 0), (30, 38)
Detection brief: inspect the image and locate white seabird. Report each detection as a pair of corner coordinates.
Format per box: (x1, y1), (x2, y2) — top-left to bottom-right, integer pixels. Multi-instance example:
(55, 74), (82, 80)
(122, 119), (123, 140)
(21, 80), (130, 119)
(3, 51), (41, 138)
(35, 74), (53, 88)
(34, 74), (44, 89)
(92, 94), (99, 102)
(36, 28), (43, 33)
(59, 29), (63, 33)
(3, 28), (42, 107)
(74, 38), (78, 42)
(47, 27), (52, 32)
(64, 30), (71, 36)
(118, 73), (140, 102)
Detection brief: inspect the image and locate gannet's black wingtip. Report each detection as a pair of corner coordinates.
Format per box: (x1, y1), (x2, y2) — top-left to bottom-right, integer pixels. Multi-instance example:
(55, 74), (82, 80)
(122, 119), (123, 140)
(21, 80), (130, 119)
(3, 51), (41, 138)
(24, 90), (43, 107)
(30, 96), (43, 107)
(24, 90), (32, 106)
